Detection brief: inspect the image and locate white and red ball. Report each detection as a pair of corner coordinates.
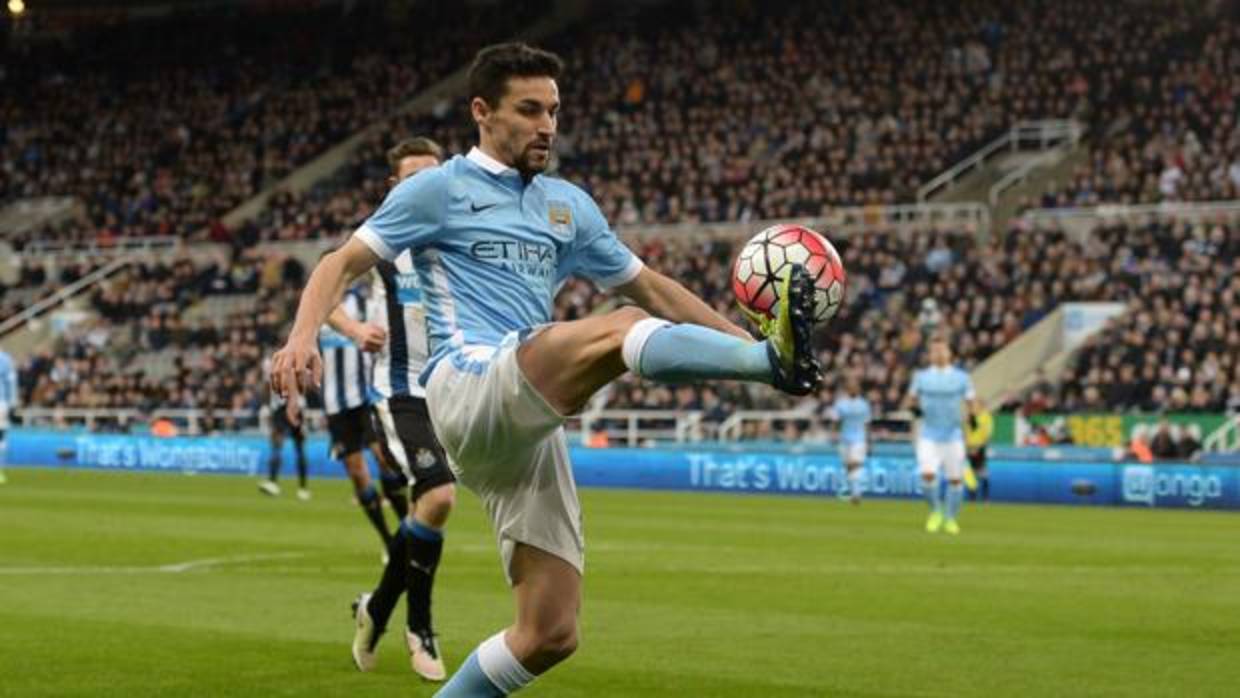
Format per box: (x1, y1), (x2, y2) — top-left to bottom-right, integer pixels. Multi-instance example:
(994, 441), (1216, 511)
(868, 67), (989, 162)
(731, 224), (846, 323)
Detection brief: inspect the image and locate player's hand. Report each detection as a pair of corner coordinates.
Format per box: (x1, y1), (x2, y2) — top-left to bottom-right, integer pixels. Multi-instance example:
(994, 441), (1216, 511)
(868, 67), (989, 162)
(350, 322), (387, 353)
(284, 398), (302, 428)
(270, 339), (322, 416)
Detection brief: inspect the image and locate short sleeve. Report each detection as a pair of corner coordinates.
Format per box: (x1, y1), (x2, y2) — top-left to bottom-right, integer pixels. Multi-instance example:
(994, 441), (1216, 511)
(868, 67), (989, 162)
(568, 192), (643, 290)
(962, 372), (977, 400)
(354, 168), (447, 261)
(861, 401), (872, 421)
(907, 372), (921, 397)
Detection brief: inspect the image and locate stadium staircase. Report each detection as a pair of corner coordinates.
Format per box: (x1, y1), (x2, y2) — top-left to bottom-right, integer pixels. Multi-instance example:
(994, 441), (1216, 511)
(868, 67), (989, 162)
(917, 120), (1084, 233)
(969, 302), (1125, 408)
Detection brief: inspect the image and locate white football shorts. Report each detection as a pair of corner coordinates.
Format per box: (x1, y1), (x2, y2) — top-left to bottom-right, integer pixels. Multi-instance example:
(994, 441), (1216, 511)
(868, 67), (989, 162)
(916, 438), (967, 481)
(425, 331), (582, 584)
(839, 441), (867, 465)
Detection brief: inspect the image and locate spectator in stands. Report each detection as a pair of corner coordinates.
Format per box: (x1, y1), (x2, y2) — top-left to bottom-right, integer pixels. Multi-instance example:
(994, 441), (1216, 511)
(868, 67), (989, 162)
(1127, 424), (1155, 463)
(1149, 419), (1179, 460)
(1178, 424), (1203, 460)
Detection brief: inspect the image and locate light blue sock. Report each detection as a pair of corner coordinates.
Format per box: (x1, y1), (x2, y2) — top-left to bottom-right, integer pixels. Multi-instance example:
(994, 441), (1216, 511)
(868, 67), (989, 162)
(923, 478), (941, 513)
(946, 483), (964, 520)
(434, 651), (505, 697)
(624, 319), (772, 384)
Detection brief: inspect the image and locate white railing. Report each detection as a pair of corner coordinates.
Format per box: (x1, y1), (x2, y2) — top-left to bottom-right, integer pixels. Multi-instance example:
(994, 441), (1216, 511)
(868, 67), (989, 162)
(1022, 200), (1240, 227)
(917, 119), (1085, 202)
(988, 137), (1080, 208)
(0, 256), (132, 338)
(717, 409), (816, 441)
(619, 202), (991, 241)
(18, 236), (181, 256)
(576, 409), (705, 447)
(1203, 414), (1240, 453)
(17, 406), (326, 435)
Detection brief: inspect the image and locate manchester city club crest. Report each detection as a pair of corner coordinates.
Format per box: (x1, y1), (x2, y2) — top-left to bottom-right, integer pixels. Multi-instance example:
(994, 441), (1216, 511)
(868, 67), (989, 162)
(547, 201), (572, 234)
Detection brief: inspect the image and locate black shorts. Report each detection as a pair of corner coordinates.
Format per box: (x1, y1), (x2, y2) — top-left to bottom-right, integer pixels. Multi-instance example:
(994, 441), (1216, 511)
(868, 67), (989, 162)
(271, 406), (305, 441)
(327, 405), (369, 459)
(968, 447), (988, 472)
(370, 395), (455, 500)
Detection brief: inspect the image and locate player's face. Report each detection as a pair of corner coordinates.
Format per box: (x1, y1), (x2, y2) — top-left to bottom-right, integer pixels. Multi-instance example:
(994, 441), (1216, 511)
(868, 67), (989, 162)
(390, 154), (439, 187)
(929, 341), (951, 366)
(474, 76), (559, 175)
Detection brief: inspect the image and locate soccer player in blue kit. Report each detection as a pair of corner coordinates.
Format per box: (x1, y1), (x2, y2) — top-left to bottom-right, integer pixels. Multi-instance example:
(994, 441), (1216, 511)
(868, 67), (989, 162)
(906, 336), (977, 535)
(271, 43), (821, 696)
(830, 378), (871, 504)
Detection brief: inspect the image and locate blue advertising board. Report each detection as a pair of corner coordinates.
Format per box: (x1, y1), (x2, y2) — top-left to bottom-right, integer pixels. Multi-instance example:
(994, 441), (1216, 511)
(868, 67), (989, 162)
(7, 429), (1237, 510)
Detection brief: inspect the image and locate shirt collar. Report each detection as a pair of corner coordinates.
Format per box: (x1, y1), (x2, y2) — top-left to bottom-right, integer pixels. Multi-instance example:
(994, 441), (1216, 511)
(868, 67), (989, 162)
(467, 147), (514, 175)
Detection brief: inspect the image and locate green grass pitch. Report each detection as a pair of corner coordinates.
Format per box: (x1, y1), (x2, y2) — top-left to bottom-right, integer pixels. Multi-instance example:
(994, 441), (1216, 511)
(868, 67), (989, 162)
(2, 468), (1239, 697)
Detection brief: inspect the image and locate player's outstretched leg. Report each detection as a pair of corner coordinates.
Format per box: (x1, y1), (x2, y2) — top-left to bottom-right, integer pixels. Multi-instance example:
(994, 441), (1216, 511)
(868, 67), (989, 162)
(435, 545), (577, 697)
(518, 265), (821, 416)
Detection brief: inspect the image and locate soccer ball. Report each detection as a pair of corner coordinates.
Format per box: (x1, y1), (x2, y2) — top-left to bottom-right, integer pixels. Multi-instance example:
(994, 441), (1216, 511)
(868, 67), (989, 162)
(731, 224), (846, 323)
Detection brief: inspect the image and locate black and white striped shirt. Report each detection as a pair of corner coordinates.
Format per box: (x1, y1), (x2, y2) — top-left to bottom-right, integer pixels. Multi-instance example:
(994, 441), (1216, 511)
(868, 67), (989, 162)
(368, 251), (429, 399)
(318, 288), (372, 415)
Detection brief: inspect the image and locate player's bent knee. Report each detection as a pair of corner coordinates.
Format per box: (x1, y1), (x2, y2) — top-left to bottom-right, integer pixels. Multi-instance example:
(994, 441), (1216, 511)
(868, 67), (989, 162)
(532, 621), (579, 663)
(414, 483), (455, 526)
(605, 305), (650, 337)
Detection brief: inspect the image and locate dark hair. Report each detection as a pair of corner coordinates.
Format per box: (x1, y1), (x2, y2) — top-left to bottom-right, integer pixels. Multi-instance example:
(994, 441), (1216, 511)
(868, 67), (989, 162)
(386, 137), (444, 175)
(467, 42), (563, 108)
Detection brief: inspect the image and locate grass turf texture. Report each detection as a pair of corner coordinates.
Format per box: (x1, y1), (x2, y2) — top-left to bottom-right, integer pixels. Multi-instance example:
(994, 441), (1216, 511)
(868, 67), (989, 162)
(1, 469), (1238, 697)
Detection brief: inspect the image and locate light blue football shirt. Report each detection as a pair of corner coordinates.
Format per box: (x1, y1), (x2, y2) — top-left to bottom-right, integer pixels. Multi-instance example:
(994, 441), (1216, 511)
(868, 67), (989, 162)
(908, 365), (974, 443)
(355, 148), (643, 385)
(832, 395), (870, 444)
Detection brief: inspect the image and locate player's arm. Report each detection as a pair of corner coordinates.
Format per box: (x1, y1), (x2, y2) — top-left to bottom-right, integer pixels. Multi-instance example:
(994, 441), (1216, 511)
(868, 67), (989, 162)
(272, 167), (443, 401)
(903, 376), (922, 417)
(617, 267), (753, 341)
(328, 305), (386, 353)
(272, 237), (380, 398)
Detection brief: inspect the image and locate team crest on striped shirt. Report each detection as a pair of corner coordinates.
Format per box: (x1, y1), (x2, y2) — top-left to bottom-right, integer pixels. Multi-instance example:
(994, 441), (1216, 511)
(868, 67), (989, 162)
(547, 201), (572, 233)
(415, 448), (438, 470)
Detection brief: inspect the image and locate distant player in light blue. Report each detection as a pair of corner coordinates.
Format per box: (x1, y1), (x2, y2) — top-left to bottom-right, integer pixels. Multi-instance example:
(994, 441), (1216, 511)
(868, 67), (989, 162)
(270, 43), (821, 696)
(0, 348), (15, 485)
(830, 377), (871, 505)
(906, 336), (976, 535)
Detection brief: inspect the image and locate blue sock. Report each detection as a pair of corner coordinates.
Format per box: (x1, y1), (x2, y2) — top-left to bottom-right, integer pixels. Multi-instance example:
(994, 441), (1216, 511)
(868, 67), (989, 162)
(924, 478), (941, 513)
(406, 519), (443, 542)
(435, 650), (505, 697)
(946, 483), (964, 520)
(625, 320), (772, 384)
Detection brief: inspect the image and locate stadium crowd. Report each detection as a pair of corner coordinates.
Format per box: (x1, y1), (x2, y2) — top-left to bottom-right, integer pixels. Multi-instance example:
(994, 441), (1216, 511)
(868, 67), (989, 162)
(5, 0), (1240, 438)
(1, 0), (547, 250)
(1050, 21), (1240, 206)
(16, 252), (304, 429)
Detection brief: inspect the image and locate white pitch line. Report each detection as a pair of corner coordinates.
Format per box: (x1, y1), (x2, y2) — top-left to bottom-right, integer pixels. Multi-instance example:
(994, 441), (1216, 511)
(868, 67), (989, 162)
(0, 552), (306, 575)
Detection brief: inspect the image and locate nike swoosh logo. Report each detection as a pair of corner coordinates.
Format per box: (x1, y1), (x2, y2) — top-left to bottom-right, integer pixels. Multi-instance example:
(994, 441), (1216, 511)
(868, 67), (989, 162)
(470, 202), (498, 213)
